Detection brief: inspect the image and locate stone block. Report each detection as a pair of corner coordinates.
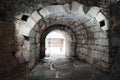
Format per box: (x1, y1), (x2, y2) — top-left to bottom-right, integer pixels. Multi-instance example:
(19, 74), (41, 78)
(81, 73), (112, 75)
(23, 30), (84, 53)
(85, 17), (99, 27)
(79, 47), (84, 53)
(36, 33), (40, 39)
(33, 25), (39, 31)
(29, 30), (36, 37)
(24, 17), (35, 29)
(48, 5), (65, 16)
(36, 38), (40, 43)
(94, 32), (99, 39)
(36, 47), (40, 57)
(71, 1), (82, 12)
(30, 49), (37, 58)
(63, 3), (71, 14)
(80, 15), (91, 23)
(30, 44), (36, 50)
(39, 7), (51, 18)
(95, 12), (105, 22)
(94, 26), (101, 32)
(37, 43), (40, 48)
(89, 27), (96, 32)
(100, 39), (109, 46)
(99, 32), (107, 38)
(89, 52), (95, 59)
(94, 51), (102, 60)
(71, 2), (84, 18)
(95, 12), (109, 30)
(87, 7), (100, 17)
(19, 25), (31, 36)
(90, 45), (96, 50)
(30, 11), (42, 23)
(29, 37), (36, 44)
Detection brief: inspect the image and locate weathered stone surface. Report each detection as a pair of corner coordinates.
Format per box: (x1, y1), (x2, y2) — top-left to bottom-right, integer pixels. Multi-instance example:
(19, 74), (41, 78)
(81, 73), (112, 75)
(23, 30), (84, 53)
(87, 7), (100, 17)
(0, 21), (25, 80)
(0, 0), (120, 80)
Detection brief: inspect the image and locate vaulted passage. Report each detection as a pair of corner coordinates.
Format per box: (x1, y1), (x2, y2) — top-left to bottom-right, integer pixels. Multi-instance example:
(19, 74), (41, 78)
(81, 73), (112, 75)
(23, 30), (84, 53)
(1, 0), (120, 80)
(39, 25), (76, 60)
(2, 1), (120, 80)
(14, 1), (110, 73)
(0, 0), (120, 80)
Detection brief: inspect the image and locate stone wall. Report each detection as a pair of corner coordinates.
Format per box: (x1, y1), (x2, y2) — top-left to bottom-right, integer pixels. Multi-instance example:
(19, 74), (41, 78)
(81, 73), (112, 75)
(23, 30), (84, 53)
(109, 22), (120, 79)
(0, 0), (120, 80)
(15, 2), (110, 71)
(0, 21), (26, 80)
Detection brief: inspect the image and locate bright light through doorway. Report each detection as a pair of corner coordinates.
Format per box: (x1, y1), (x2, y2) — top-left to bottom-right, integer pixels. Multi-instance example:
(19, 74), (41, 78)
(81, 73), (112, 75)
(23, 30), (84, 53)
(45, 30), (66, 60)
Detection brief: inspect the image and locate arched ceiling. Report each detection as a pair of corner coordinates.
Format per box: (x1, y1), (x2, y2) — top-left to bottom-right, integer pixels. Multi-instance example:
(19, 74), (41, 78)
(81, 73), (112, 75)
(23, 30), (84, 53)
(16, 1), (109, 37)
(0, 0), (119, 21)
(15, 2), (109, 70)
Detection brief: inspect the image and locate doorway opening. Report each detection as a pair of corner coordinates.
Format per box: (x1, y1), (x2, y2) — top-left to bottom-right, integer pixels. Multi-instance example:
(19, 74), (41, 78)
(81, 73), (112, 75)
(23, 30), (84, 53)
(45, 30), (72, 60)
(39, 25), (76, 60)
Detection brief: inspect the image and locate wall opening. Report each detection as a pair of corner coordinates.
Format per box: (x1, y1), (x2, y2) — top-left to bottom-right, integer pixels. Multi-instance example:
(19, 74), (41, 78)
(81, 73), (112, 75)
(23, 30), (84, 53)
(45, 30), (71, 60)
(39, 25), (76, 60)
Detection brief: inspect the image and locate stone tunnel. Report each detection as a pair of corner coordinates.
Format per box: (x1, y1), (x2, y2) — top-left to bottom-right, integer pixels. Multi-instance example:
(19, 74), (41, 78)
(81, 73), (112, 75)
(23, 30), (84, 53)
(15, 2), (109, 70)
(0, 0), (120, 80)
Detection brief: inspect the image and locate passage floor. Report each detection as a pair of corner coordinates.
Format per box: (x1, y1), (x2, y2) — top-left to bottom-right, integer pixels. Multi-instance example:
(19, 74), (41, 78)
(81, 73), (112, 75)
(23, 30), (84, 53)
(15, 56), (109, 80)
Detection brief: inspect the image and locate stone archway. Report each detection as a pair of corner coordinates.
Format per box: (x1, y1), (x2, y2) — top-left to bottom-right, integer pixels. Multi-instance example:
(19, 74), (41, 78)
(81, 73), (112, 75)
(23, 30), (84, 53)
(15, 1), (110, 70)
(39, 25), (76, 59)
